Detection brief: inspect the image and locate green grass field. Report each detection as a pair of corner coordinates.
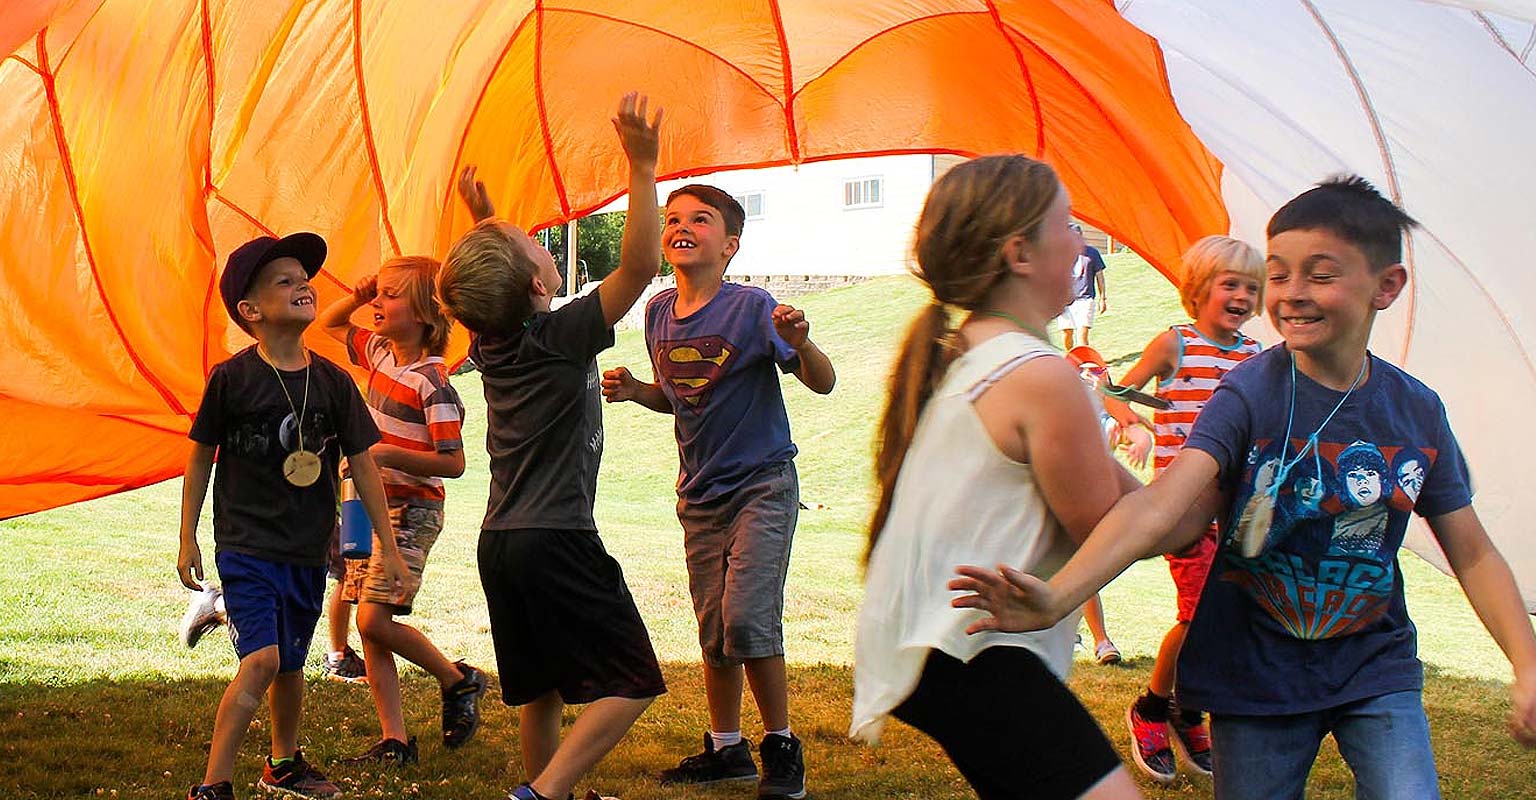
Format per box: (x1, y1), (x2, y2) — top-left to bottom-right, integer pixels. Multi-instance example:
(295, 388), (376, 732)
(1, 255), (1531, 798)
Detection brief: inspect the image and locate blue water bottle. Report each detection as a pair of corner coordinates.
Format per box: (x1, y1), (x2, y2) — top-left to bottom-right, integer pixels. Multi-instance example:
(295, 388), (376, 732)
(339, 477), (373, 560)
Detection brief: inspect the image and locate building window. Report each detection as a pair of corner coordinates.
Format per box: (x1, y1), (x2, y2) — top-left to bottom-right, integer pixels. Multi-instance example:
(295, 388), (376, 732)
(843, 177), (883, 209)
(734, 192), (765, 220)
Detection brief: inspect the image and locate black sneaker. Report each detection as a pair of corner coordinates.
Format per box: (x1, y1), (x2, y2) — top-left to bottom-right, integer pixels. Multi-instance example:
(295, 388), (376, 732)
(757, 733), (806, 799)
(442, 660), (487, 749)
(258, 750), (339, 798)
(188, 781), (235, 800)
(346, 736), (418, 766)
(658, 733), (758, 785)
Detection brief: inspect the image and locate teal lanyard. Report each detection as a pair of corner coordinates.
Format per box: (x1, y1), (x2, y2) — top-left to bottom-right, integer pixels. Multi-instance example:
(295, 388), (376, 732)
(1268, 352), (1369, 500)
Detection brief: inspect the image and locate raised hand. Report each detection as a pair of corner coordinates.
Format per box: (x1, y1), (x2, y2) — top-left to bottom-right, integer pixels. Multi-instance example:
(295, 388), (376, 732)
(457, 165), (495, 222)
(612, 91), (662, 170)
(948, 564), (1063, 635)
(601, 366), (639, 403)
(772, 304), (810, 349)
(353, 274), (379, 304)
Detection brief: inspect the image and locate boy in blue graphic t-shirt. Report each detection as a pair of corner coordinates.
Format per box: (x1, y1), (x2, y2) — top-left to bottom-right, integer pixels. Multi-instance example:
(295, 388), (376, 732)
(952, 176), (1536, 798)
(603, 185), (835, 800)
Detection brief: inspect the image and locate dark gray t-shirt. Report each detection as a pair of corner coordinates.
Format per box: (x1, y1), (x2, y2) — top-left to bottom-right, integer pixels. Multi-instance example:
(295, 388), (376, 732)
(471, 291), (613, 532)
(188, 347), (379, 565)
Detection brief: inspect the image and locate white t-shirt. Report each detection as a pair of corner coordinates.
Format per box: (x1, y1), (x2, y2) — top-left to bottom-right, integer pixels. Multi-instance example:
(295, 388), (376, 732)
(851, 332), (1088, 742)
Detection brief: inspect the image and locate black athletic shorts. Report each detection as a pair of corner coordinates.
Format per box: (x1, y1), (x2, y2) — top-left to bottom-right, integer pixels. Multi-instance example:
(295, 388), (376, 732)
(478, 528), (667, 706)
(892, 647), (1122, 800)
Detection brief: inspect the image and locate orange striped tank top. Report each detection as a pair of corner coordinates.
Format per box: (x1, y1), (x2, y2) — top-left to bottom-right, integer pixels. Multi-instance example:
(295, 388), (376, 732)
(1153, 324), (1263, 474)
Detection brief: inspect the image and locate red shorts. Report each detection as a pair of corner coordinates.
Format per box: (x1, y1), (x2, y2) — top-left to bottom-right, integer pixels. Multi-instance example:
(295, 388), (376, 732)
(1165, 527), (1218, 622)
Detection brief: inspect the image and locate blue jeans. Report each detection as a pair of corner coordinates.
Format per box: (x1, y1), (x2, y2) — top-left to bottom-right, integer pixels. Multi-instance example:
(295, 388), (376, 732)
(1211, 690), (1439, 799)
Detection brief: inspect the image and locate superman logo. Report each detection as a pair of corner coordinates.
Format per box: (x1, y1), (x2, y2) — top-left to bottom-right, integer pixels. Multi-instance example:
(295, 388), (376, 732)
(657, 335), (735, 410)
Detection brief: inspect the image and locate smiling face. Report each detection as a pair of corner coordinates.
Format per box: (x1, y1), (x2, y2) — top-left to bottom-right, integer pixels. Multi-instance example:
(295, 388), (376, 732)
(1264, 228), (1404, 366)
(663, 194), (739, 275)
(240, 257), (315, 330)
(1196, 270), (1261, 337)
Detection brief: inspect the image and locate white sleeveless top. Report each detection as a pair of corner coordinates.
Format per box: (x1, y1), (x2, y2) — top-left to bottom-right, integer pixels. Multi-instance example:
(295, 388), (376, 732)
(851, 332), (1087, 742)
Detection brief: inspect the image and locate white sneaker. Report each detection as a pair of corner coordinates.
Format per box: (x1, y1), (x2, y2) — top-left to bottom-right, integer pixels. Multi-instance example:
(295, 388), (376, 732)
(179, 583), (226, 648)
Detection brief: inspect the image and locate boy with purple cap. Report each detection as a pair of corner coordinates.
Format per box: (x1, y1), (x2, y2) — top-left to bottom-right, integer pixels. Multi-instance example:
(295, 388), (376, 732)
(177, 232), (407, 800)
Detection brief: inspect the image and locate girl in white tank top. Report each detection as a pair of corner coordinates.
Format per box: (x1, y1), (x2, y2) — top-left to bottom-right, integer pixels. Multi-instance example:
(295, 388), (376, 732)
(853, 156), (1144, 800)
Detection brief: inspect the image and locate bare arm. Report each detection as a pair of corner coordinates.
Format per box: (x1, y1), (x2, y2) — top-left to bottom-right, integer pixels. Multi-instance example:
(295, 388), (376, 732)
(772, 305), (836, 394)
(951, 449), (1223, 633)
(601, 366), (673, 414)
(317, 275), (377, 343)
(347, 451), (408, 591)
(1103, 330), (1176, 429)
(371, 444), (466, 479)
(176, 444), (217, 589)
(597, 92), (663, 328)
(1430, 505), (1536, 745)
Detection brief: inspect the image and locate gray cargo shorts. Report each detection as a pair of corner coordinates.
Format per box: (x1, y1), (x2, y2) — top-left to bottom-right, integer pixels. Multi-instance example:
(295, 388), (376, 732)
(678, 461), (799, 667)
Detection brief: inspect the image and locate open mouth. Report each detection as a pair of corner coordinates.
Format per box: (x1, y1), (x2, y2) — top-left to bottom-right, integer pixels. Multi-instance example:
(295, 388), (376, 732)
(670, 240), (696, 250)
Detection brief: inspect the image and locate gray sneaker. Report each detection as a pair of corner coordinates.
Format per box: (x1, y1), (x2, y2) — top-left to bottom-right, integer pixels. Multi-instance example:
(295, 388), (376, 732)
(322, 646), (368, 684)
(180, 584), (226, 648)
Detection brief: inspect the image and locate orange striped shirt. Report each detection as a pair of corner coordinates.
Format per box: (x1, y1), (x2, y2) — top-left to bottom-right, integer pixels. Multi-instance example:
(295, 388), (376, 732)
(347, 327), (464, 508)
(1153, 325), (1262, 473)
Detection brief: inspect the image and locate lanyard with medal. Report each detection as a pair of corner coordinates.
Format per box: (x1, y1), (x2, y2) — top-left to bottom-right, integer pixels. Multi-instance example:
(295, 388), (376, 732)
(262, 346), (322, 488)
(1235, 351), (1368, 558)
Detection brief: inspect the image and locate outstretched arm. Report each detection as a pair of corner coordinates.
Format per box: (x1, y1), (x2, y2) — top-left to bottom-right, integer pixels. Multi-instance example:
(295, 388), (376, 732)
(951, 448), (1222, 633)
(457, 165), (496, 223)
(772, 304), (835, 394)
(1430, 506), (1536, 746)
(597, 92), (664, 328)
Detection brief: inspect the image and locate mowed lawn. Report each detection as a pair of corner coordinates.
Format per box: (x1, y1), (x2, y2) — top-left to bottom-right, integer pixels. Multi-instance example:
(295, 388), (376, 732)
(2, 255), (1532, 798)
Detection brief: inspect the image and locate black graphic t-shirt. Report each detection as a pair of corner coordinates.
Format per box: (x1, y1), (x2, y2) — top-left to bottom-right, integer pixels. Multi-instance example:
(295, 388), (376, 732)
(644, 283), (800, 502)
(1179, 345), (1472, 715)
(471, 291), (612, 532)
(189, 347), (379, 565)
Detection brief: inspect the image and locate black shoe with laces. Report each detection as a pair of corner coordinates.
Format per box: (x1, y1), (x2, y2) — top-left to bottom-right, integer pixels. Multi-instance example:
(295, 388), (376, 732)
(658, 733), (758, 785)
(442, 660), (487, 749)
(187, 781), (235, 800)
(257, 749), (339, 798)
(757, 732), (806, 799)
(346, 736), (419, 766)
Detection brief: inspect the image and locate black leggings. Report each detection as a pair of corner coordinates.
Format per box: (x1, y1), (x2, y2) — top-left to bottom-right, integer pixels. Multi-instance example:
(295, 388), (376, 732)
(892, 647), (1122, 799)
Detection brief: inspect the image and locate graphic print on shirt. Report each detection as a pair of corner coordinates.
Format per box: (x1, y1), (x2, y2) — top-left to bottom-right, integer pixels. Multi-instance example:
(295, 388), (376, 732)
(656, 334), (736, 411)
(229, 409), (337, 461)
(1221, 437), (1438, 640)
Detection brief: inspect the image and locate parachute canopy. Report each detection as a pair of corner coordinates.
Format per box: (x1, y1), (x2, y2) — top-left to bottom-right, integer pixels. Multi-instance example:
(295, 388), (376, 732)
(3, 0), (1533, 606)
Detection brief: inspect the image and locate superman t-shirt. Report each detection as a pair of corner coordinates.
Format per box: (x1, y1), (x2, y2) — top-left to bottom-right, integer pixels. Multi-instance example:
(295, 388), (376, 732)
(1178, 345), (1472, 715)
(645, 283), (800, 502)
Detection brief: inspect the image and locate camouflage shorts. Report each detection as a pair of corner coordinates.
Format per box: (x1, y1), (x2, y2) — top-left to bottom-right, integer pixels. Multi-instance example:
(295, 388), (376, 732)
(340, 504), (444, 614)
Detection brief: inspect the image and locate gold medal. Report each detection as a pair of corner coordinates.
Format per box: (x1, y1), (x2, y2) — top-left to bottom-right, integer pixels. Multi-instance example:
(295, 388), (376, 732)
(1235, 490), (1276, 558)
(283, 449), (322, 487)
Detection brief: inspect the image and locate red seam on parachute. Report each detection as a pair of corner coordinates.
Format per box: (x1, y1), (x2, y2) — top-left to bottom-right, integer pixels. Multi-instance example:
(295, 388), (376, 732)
(534, 2), (571, 217)
(1298, 0), (1414, 361)
(212, 193), (349, 294)
(767, 0), (800, 162)
(353, 0), (402, 257)
(444, 13), (535, 225)
(199, 0), (217, 376)
(1474, 11), (1536, 79)
(984, 2), (1044, 158)
(36, 32), (190, 418)
(542, 7), (779, 102)
(7, 54), (43, 75)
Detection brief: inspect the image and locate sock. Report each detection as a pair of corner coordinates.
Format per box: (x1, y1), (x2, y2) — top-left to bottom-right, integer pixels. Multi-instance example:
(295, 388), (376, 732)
(1135, 690), (1171, 723)
(328, 650), (345, 660)
(710, 730), (743, 750)
(766, 726), (792, 739)
(270, 754), (295, 766)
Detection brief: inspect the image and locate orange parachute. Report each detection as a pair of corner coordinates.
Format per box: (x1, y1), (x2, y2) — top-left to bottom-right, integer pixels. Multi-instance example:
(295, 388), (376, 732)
(3, 1), (1534, 605)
